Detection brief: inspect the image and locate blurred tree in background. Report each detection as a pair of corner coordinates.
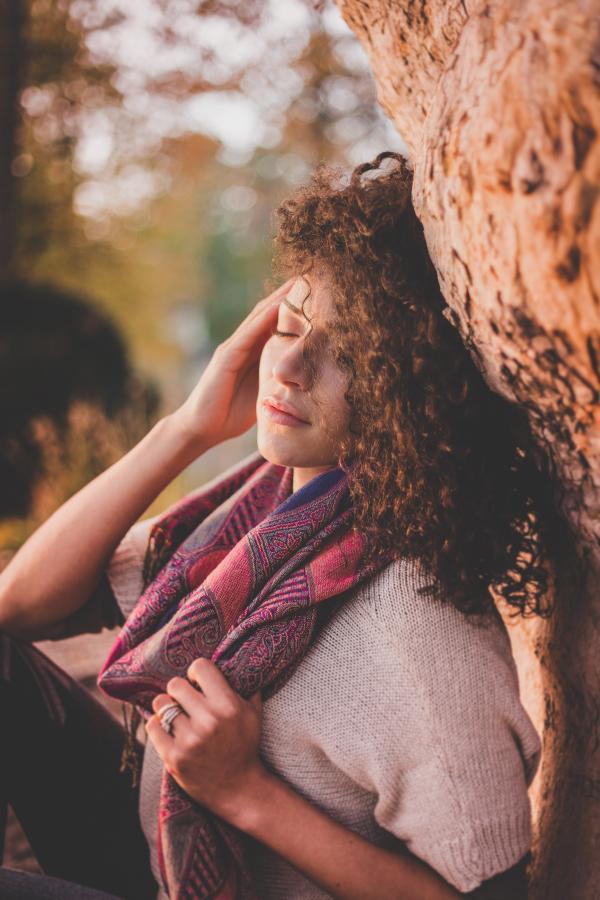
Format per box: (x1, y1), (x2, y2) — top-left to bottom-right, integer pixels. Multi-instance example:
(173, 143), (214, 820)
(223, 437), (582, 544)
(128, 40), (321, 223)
(0, 0), (403, 550)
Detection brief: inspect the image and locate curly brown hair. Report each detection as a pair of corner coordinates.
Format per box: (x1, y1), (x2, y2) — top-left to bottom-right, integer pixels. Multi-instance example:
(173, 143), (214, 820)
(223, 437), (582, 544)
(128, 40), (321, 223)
(272, 151), (563, 619)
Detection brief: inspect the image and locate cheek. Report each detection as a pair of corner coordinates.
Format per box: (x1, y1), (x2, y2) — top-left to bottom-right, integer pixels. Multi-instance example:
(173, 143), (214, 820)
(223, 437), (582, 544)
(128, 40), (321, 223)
(314, 365), (351, 436)
(258, 338), (277, 391)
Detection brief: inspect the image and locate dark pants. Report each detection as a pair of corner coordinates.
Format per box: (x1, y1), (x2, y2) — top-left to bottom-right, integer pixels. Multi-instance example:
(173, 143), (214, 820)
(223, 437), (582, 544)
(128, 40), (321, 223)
(0, 632), (158, 900)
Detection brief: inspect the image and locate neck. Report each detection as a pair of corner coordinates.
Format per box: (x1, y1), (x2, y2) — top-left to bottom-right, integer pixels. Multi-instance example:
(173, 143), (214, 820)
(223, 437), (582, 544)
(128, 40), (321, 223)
(292, 465), (335, 493)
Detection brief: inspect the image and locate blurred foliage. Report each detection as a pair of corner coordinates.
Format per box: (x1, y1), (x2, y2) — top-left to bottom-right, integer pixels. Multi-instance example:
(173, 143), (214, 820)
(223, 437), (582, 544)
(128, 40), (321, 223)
(1, 0), (403, 540)
(0, 398), (161, 562)
(1, 280), (133, 425)
(0, 280), (161, 518)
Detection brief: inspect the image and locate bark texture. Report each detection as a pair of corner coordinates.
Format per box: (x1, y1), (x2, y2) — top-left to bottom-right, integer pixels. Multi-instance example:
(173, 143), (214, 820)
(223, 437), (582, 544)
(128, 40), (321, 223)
(336, 1), (600, 897)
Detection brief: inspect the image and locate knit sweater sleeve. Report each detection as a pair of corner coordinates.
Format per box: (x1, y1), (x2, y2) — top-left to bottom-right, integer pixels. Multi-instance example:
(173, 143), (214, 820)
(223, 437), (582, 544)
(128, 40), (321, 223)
(317, 558), (542, 894)
(104, 514), (161, 621)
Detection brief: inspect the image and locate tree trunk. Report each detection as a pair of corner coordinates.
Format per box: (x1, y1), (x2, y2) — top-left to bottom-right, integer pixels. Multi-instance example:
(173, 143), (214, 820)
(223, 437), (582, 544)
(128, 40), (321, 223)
(335, 1), (600, 896)
(0, 0), (26, 279)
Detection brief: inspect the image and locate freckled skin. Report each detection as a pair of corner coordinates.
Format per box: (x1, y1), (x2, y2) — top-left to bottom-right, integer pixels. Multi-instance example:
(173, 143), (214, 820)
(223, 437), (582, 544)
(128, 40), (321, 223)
(256, 275), (351, 492)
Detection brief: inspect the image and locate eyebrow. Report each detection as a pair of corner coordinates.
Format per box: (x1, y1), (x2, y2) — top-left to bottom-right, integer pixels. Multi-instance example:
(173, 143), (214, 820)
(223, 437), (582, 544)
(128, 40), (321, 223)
(282, 297), (304, 317)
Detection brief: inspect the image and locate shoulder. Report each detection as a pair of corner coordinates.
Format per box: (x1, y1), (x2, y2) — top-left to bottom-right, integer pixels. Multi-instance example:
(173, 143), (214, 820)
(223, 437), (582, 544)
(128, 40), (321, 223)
(347, 556), (542, 784)
(358, 554), (506, 633)
(356, 556), (518, 685)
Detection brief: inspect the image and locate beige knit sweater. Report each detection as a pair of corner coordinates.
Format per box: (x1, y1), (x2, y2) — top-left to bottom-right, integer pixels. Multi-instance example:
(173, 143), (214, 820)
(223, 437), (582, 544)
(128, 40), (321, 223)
(99, 512), (542, 899)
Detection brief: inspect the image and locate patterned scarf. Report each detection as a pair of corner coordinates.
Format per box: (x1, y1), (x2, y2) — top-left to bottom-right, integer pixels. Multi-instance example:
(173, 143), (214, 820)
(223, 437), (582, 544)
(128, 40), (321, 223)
(97, 451), (387, 899)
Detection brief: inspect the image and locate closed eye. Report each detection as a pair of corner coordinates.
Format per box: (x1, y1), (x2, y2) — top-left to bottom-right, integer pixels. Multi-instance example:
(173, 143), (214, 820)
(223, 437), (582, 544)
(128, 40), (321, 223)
(272, 328), (298, 339)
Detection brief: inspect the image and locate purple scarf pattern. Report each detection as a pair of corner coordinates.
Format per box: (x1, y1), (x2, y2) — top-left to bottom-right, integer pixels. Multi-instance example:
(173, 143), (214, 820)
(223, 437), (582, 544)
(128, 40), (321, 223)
(97, 451), (386, 899)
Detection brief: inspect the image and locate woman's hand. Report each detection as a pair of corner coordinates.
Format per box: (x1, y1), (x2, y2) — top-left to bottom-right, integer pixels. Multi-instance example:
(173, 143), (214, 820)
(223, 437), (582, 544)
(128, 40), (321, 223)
(145, 656), (269, 822)
(170, 278), (296, 453)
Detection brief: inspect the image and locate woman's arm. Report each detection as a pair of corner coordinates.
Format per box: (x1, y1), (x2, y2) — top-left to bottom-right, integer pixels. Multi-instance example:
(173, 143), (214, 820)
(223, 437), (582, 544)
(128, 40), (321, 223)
(240, 771), (530, 898)
(233, 771), (528, 899)
(0, 281), (291, 641)
(0, 414), (206, 640)
(25, 571), (125, 642)
(229, 766), (462, 900)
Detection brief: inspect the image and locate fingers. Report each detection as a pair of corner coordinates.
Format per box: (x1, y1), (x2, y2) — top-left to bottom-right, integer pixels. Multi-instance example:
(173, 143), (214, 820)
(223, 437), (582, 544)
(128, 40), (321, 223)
(223, 296), (281, 359)
(234, 277), (296, 334)
(260, 276), (296, 306)
(147, 694), (195, 743)
(144, 714), (173, 755)
(186, 657), (238, 708)
(154, 658), (239, 720)
(159, 678), (207, 717)
(210, 277), (296, 376)
(152, 685), (193, 716)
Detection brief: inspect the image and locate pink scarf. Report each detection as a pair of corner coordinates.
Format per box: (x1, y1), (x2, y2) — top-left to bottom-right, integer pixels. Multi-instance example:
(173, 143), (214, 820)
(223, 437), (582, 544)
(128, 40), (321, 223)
(97, 451), (389, 898)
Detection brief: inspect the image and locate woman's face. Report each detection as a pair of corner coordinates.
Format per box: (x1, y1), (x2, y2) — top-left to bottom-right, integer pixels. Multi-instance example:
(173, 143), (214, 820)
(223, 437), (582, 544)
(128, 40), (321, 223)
(256, 274), (351, 487)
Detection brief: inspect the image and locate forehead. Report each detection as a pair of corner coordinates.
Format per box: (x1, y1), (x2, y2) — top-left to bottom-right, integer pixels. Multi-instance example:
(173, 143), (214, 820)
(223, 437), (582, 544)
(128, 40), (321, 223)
(285, 275), (334, 322)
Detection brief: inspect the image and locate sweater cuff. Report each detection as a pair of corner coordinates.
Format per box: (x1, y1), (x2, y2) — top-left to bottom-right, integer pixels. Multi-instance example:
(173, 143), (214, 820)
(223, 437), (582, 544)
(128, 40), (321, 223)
(106, 530), (148, 621)
(435, 805), (533, 893)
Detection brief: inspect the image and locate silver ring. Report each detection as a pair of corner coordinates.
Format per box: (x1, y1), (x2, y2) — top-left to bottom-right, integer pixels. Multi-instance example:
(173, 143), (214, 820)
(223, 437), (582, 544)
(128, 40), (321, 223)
(158, 702), (184, 735)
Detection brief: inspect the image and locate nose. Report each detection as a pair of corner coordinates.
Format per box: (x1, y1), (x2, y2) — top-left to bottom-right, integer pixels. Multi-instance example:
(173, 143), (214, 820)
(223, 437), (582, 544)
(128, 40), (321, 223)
(271, 336), (312, 391)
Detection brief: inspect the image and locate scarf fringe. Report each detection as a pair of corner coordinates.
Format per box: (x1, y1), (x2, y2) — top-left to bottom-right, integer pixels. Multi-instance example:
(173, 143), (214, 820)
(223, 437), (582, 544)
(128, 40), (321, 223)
(119, 700), (142, 788)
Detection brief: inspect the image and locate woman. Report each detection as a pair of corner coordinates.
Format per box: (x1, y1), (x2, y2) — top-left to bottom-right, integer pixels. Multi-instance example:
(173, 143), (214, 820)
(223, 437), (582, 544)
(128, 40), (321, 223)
(0, 152), (553, 899)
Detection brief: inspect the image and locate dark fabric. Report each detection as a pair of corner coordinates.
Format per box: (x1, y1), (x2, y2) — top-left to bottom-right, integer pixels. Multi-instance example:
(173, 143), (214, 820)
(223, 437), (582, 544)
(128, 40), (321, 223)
(0, 631), (157, 900)
(0, 867), (122, 899)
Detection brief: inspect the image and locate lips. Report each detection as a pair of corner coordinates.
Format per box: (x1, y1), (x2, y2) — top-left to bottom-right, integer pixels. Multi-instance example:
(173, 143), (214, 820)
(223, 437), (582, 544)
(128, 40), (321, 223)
(262, 395), (310, 425)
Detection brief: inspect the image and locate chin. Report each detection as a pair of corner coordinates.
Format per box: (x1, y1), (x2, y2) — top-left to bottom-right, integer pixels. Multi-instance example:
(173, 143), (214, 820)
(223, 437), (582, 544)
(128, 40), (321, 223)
(257, 428), (322, 470)
(257, 437), (302, 469)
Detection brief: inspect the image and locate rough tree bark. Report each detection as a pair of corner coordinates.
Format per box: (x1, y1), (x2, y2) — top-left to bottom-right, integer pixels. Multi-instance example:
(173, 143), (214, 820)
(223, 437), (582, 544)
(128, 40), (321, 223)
(335, 1), (600, 897)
